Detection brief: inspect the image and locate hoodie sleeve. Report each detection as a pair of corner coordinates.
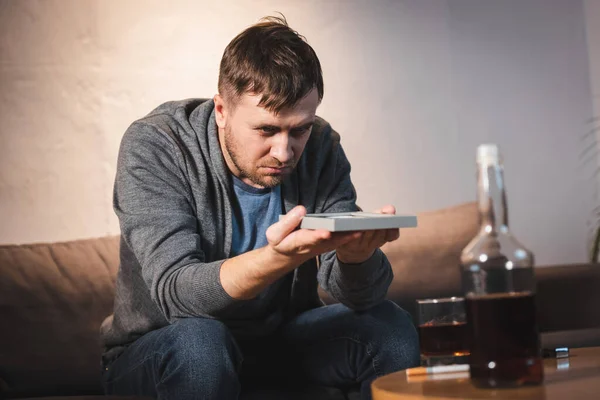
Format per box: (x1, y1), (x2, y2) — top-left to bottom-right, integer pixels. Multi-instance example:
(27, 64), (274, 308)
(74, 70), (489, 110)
(114, 122), (240, 322)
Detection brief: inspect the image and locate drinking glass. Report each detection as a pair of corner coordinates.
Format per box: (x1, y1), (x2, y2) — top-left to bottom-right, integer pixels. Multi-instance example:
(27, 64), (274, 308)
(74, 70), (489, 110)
(417, 297), (470, 366)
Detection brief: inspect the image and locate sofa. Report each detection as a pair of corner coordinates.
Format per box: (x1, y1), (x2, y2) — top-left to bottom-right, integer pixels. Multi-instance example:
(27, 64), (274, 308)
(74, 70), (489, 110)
(1, 201), (599, 399)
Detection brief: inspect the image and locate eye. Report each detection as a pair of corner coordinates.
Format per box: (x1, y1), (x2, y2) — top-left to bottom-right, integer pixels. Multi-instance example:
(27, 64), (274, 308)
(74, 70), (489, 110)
(258, 127), (278, 136)
(291, 126), (312, 137)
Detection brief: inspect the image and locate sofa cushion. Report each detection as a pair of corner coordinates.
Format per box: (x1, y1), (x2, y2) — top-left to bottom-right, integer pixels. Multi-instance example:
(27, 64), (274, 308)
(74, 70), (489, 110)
(0, 236), (120, 398)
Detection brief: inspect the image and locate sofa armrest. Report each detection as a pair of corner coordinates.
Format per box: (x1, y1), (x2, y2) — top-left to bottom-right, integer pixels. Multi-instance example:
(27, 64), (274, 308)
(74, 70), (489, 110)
(535, 263), (600, 332)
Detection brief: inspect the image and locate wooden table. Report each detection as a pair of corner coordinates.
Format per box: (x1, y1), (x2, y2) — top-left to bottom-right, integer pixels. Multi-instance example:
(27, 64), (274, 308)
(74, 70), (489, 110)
(371, 347), (600, 399)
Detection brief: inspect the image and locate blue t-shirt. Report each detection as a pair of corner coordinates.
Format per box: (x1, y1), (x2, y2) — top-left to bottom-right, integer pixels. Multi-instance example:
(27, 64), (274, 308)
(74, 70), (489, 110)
(228, 176), (291, 337)
(230, 176), (282, 256)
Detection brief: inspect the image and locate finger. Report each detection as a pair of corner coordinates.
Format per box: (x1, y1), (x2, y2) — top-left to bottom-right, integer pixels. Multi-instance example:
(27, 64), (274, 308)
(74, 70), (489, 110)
(266, 206), (306, 245)
(367, 229), (388, 249)
(316, 231), (362, 254)
(277, 228), (332, 255)
(294, 229), (333, 245)
(330, 231), (363, 246)
(277, 227), (353, 256)
(368, 231), (392, 251)
(385, 228), (400, 242)
(373, 204), (396, 215)
(362, 228), (397, 251)
(361, 230), (378, 247)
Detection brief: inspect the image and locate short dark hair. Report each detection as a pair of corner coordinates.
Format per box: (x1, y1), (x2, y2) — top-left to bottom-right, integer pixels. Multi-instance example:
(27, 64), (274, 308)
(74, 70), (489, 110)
(218, 15), (324, 113)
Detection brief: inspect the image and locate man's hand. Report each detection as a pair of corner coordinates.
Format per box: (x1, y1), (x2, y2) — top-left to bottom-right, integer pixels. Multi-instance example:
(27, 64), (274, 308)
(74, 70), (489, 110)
(335, 205), (401, 264)
(265, 205), (361, 266)
(221, 205), (361, 300)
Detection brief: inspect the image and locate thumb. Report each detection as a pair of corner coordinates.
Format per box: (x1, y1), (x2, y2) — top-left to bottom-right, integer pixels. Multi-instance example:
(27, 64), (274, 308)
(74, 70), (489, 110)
(266, 206), (306, 246)
(374, 204), (396, 215)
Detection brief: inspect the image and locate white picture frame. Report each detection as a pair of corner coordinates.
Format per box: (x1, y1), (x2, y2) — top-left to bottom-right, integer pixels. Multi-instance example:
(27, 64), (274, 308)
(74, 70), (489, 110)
(287, 212), (418, 232)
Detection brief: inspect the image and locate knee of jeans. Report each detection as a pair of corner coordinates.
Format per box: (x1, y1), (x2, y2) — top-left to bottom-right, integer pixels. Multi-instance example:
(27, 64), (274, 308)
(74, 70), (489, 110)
(162, 318), (243, 370)
(360, 300), (420, 368)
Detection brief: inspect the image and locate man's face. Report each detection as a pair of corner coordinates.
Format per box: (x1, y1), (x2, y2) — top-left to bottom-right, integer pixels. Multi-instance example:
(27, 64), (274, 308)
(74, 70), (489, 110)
(215, 89), (318, 188)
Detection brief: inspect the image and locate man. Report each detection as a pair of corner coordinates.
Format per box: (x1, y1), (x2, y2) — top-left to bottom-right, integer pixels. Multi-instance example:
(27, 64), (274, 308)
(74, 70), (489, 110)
(100, 16), (419, 400)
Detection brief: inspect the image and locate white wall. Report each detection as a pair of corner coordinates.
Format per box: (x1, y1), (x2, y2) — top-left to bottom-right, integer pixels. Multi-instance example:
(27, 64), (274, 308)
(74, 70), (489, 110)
(586, 0), (600, 205)
(0, 0), (596, 266)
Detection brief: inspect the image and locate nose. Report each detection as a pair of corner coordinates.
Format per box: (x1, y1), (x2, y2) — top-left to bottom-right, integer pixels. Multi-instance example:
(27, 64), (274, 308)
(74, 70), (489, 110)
(270, 134), (294, 165)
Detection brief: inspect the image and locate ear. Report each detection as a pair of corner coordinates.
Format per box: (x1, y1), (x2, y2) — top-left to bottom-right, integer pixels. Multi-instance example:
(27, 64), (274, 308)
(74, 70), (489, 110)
(214, 94), (227, 129)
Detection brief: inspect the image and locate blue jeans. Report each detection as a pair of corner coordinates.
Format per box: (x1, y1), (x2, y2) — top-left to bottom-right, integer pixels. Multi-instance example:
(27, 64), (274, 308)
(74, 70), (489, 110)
(101, 300), (419, 400)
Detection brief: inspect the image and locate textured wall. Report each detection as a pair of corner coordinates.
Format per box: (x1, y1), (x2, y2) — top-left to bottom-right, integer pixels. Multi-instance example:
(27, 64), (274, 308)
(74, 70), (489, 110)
(586, 0), (600, 162)
(0, 0), (596, 265)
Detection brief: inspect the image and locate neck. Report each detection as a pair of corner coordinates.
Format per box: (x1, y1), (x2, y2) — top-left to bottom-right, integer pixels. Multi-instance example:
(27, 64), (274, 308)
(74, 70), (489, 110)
(477, 162), (509, 234)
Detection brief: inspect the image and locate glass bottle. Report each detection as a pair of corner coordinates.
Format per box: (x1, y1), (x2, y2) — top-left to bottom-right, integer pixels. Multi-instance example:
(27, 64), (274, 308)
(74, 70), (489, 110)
(461, 144), (543, 387)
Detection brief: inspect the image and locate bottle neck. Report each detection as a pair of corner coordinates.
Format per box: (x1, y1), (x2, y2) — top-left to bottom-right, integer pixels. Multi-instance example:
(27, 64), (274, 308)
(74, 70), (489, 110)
(477, 161), (509, 234)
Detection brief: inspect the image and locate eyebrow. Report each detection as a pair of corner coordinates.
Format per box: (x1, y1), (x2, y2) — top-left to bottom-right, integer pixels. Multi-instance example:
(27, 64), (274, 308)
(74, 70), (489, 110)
(254, 121), (314, 131)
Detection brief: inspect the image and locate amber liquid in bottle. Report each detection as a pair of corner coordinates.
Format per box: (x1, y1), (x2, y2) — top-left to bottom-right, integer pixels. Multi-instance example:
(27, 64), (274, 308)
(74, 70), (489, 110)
(461, 144), (543, 388)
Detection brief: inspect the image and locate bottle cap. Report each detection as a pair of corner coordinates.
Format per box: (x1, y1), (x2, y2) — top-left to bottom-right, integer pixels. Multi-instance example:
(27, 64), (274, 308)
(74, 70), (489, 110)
(477, 143), (502, 164)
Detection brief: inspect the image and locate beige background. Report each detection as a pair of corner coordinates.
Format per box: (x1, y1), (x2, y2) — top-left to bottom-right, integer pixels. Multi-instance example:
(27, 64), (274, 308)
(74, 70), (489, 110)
(586, 0), (600, 196)
(0, 0), (599, 266)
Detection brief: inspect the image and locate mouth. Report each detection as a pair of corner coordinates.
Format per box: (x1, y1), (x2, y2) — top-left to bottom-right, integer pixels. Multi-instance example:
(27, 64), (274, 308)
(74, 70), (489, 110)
(261, 166), (293, 175)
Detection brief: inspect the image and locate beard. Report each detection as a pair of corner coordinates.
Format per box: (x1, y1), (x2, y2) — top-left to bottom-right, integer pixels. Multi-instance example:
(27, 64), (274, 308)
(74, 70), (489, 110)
(223, 125), (294, 188)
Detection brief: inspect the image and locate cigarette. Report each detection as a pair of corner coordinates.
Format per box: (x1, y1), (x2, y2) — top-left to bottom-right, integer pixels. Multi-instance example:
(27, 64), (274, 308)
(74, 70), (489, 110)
(407, 371), (470, 383)
(406, 364), (470, 377)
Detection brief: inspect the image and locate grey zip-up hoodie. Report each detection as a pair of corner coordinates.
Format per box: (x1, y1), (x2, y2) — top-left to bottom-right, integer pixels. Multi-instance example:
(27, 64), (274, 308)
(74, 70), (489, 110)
(100, 99), (394, 362)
